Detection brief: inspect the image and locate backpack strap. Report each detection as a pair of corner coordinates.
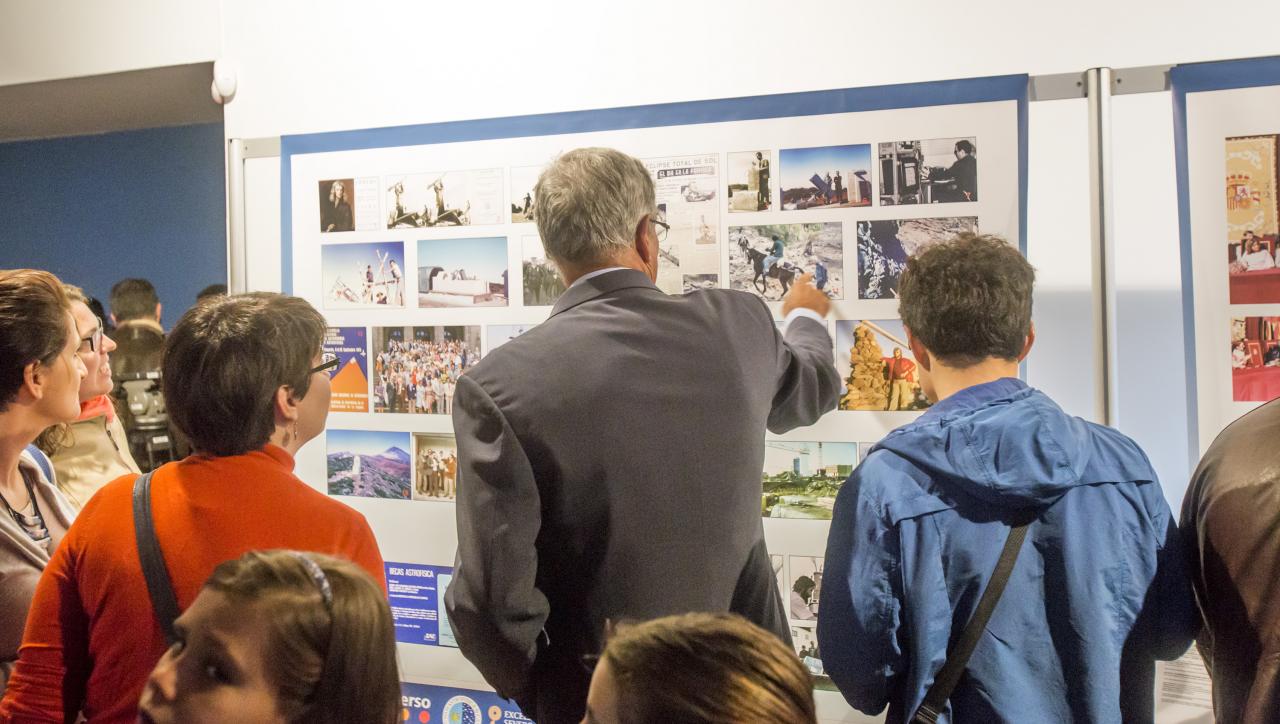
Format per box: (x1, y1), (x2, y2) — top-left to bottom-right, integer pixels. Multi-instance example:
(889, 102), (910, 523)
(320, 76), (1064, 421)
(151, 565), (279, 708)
(22, 444), (54, 485)
(910, 515), (1035, 724)
(132, 471), (180, 643)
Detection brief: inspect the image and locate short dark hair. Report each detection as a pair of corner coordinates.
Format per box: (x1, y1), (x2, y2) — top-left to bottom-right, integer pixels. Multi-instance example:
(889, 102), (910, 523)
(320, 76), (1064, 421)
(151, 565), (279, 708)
(163, 293), (325, 456)
(110, 278), (159, 322)
(0, 270), (72, 412)
(602, 613), (816, 724)
(899, 233), (1034, 368)
(197, 283), (228, 301)
(955, 139), (976, 155)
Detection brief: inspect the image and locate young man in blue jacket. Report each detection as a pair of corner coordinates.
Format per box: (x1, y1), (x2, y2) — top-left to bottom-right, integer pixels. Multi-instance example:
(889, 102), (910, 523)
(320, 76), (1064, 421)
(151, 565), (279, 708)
(819, 234), (1197, 723)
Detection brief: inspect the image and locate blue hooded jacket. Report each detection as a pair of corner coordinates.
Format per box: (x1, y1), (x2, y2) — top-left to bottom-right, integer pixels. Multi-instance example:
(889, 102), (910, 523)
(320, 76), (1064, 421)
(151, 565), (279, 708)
(819, 378), (1197, 723)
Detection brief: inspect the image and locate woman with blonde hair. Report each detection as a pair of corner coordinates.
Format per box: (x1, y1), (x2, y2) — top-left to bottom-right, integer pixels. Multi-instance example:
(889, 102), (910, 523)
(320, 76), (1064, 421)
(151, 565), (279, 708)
(137, 550), (399, 724)
(583, 612), (817, 724)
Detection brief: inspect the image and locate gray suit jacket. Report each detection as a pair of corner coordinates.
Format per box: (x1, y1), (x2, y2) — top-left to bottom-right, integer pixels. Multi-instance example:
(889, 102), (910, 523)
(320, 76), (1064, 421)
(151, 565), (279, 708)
(445, 269), (839, 722)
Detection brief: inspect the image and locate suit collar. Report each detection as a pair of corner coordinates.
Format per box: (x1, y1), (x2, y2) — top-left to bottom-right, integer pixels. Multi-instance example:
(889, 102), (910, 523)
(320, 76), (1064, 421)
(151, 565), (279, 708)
(549, 268), (659, 318)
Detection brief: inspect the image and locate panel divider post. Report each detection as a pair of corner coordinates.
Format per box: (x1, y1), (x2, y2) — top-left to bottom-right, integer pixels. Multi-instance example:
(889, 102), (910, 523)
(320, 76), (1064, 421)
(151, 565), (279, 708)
(1086, 67), (1120, 427)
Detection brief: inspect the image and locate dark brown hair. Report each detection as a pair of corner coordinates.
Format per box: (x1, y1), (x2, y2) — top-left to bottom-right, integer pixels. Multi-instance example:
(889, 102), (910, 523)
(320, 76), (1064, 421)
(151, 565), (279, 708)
(110, 277), (159, 322)
(204, 550), (400, 724)
(34, 284), (90, 455)
(898, 233), (1035, 368)
(163, 292), (325, 456)
(0, 269), (72, 412)
(601, 613), (816, 724)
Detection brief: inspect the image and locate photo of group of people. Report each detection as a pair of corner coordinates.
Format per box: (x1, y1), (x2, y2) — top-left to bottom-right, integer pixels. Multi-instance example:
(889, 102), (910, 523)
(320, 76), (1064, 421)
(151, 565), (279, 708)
(1230, 316), (1280, 401)
(879, 137), (979, 205)
(385, 169), (503, 228)
(372, 326), (481, 414)
(729, 223), (843, 301)
(857, 216), (979, 299)
(772, 554), (835, 691)
(522, 235), (567, 306)
(321, 241), (406, 309)
(417, 237), (508, 308)
(413, 433), (458, 502)
(761, 441), (858, 519)
(780, 145), (872, 210)
(1225, 134), (1280, 304)
(835, 319), (930, 411)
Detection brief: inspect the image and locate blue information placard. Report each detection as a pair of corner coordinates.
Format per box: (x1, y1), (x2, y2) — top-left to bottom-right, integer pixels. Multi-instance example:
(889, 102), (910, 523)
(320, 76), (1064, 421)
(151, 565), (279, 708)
(386, 561), (456, 647)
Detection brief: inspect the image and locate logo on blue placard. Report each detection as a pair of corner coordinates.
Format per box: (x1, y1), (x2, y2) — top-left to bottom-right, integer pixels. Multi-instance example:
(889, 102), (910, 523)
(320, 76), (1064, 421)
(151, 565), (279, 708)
(443, 695), (482, 724)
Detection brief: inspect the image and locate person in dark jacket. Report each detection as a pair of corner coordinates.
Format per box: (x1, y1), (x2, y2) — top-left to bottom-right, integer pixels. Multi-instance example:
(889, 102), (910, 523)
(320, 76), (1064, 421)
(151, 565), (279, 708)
(927, 139), (977, 202)
(819, 233), (1196, 723)
(1181, 400), (1280, 722)
(108, 278), (164, 377)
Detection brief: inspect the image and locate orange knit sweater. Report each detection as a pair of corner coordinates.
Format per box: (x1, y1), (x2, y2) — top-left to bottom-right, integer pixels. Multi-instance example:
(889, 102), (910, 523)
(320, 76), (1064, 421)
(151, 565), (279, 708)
(0, 445), (385, 723)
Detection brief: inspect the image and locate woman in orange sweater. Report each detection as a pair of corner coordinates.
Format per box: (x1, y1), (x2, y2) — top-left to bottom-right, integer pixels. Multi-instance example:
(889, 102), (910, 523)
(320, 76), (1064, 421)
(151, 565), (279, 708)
(1, 293), (386, 724)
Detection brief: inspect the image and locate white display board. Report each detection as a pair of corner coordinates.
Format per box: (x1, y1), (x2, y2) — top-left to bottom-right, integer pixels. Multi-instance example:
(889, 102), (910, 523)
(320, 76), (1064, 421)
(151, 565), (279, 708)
(281, 77), (1026, 722)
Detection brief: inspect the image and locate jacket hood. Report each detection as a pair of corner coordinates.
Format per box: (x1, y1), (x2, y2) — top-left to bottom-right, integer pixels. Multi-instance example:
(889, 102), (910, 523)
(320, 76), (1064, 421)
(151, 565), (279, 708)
(875, 378), (1154, 511)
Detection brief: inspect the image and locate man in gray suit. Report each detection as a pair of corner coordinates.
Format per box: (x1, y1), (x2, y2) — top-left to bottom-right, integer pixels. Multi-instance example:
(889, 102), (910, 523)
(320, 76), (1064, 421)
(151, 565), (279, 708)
(445, 147), (840, 723)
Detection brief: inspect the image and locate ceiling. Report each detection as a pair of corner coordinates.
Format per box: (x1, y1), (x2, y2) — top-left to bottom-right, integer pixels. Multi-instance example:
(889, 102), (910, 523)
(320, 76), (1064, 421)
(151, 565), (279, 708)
(0, 62), (222, 143)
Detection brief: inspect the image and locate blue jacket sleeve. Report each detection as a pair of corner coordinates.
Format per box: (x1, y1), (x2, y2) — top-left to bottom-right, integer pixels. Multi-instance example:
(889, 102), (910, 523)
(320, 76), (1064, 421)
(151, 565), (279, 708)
(818, 469), (904, 715)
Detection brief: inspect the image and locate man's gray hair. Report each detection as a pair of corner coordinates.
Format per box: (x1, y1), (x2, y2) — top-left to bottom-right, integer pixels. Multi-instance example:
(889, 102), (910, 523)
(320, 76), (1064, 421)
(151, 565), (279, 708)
(533, 148), (656, 265)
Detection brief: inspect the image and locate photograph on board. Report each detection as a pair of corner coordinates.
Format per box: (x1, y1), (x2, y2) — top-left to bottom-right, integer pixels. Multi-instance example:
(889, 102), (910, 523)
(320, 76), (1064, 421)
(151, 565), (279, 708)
(372, 325), (481, 414)
(321, 241), (406, 309)
(835, 319), (930, 411)
(788, 556), (823, 623)
(780, 144), (872, 209)
(643, 154), (721, 294)
(417, 237), (509, 308)
(385, 169), (503, 228)
(878, 137), (978, 205)
(413, 433), (458, 502)
(728, 222), (843, 301)
(761, 441), (857, 520)
(857, 217), (978, 299)
(318, 178), (355, 233)
(1226, 134), (1280, 304)
(727, 150), (772, 212)
(487, 323), (536, 353)
(510, 165), (541, 224)
(1230, 316), (1280, 401)
(522, 235), (567, 307)
(322, 327), (369, 413)
(327, 429), (411, 500)
(790, 622), (836, 691)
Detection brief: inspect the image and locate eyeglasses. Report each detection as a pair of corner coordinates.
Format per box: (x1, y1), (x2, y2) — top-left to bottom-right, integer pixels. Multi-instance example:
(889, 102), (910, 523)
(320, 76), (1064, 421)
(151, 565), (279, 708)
(310, 352), (339, 377)
(651, 215), (669, 243)
(79, 317), (105, 353)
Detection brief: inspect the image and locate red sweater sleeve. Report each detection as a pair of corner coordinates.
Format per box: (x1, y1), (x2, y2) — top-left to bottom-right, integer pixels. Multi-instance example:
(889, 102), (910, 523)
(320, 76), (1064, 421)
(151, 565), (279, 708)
(0, 526), (90, 723)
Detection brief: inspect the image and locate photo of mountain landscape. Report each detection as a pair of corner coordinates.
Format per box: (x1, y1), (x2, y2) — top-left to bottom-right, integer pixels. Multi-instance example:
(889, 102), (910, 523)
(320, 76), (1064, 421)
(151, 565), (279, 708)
(327, 429), (412, 500)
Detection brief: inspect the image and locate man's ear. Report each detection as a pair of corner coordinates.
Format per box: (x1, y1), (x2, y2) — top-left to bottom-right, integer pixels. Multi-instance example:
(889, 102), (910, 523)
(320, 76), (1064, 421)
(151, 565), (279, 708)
(1018, 323), (1036, 362)
(154, 303), (163, 324)
(273, 385), (300, 426)
(633, 215), (658, 275)
(905, 326), (931, 372)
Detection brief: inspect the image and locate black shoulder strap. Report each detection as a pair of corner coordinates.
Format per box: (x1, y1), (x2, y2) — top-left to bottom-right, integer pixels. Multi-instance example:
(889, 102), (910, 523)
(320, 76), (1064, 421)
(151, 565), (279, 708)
(911, 517), (1034, 724)
(132, 471), (180, 643)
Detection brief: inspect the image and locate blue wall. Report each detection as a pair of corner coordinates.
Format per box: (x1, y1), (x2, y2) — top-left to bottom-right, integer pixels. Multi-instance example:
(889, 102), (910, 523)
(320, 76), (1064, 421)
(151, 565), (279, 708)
(0, 122), (226, 328)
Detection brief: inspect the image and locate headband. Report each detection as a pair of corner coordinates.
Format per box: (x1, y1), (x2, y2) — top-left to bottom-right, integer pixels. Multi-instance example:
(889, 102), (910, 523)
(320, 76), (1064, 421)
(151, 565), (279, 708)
(292, 553), (333, 607)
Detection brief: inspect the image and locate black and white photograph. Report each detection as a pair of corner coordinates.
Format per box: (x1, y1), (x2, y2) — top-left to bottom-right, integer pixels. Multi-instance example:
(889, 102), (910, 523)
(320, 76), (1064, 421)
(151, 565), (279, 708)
(510, 165), (541, 224)
(522, 235), (567, 306)
(318, 178), (355, 233)
(788, 556), (823, 622)
(729, 222), (844, 300)
(372, 325), (481, 414)
(857, 216), (978, 299)
(878, 137), (978, 205)
(385, 169), (503, 228)
(780, 144), (872, 209)
(487, 323), (535, 352)
(727, 150), (772, 212)
(417, 237), (509, 308)
(644, 154), (722, 294)
(790, 623), (836, 691)
(412, 433), (458, 503)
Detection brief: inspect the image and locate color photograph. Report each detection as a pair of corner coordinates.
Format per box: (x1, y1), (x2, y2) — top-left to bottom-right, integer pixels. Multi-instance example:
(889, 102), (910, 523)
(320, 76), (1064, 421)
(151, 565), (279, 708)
(385, 169), (503, 228)
(522, 235), (567, 306)
(417, 237), (509, 308)
(327, 429), (411, 500)
(857, 216), (978, 299)
(318, 178), (355, 232)
(413, 433), (458, 502)
(790, 623), (836, 691)
(510, 165), (541, 224)
(321, 241), (406, 309)
(780, 144), (872, 209)
(727, 150), (772, 212)
(1226, 134), (1280, 304)
(1231, 316), (1280, 401)
(372, 326), (481, 414)
(835, 319), (930, 411)
(761, 441), (857, 520)
(729, 223), (843, 301)
(878, 137), (978, 204)
(323, 326), (369, 413)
